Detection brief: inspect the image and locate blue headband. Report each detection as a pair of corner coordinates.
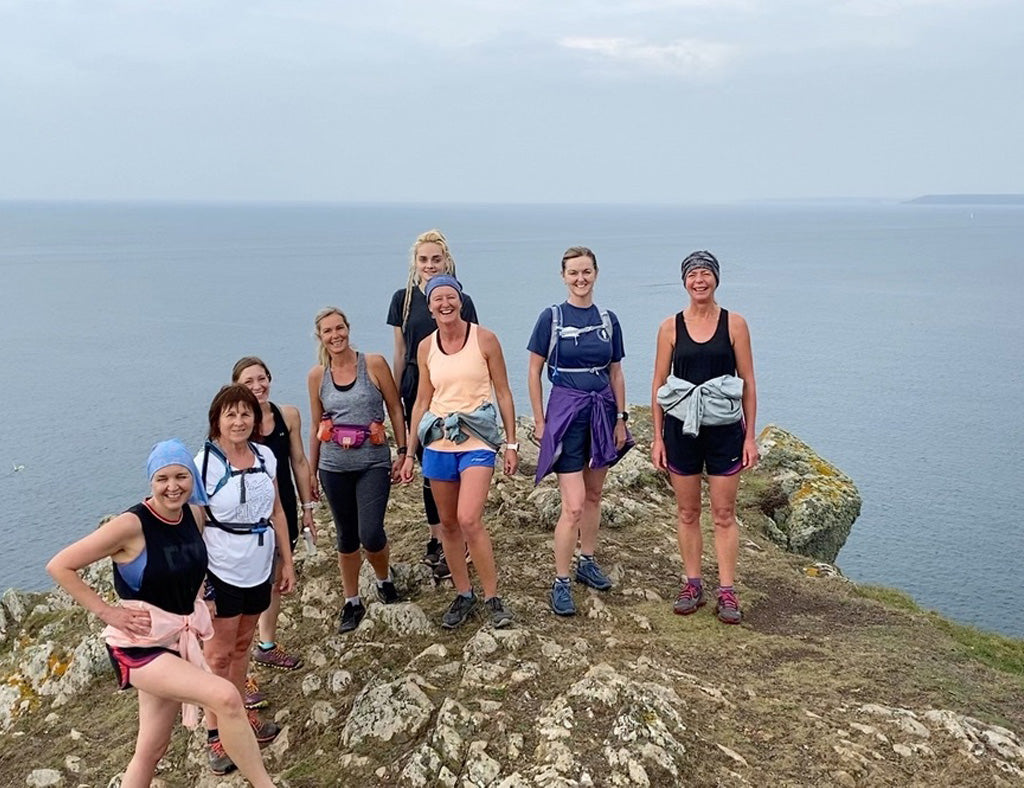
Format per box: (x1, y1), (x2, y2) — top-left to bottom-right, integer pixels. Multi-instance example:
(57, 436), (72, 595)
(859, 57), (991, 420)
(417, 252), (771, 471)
(146, 439), (208, 505)
(425, 274), (463, 301)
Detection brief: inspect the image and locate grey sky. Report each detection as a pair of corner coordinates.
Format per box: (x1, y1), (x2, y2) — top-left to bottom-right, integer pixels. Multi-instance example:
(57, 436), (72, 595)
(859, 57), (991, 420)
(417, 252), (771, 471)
(1, 0), (1020, 203)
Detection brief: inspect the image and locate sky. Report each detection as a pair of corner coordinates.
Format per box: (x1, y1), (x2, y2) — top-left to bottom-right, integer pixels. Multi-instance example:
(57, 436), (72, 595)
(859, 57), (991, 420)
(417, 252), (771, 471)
(1, 0), (1021, 203)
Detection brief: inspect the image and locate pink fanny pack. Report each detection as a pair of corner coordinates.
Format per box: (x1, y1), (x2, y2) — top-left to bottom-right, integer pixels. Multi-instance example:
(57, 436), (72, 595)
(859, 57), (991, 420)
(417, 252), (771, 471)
(318, 418), (386, 448)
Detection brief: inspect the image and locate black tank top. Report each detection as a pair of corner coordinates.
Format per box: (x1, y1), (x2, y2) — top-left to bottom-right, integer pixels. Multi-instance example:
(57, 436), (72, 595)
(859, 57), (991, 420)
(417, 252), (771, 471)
(112, 503), (208, 615)
(264, 402), (298, 539)
(672, 308), (736, 385)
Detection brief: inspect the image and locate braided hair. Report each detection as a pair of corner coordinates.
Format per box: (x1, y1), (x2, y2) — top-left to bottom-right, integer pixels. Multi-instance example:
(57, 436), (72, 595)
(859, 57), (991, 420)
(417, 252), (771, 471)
(401, 229), (458, 330)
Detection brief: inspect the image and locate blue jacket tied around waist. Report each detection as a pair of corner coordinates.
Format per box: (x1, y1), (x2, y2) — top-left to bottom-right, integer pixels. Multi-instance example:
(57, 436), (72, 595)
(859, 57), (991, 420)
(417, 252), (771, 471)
(656, 374), (744, 437)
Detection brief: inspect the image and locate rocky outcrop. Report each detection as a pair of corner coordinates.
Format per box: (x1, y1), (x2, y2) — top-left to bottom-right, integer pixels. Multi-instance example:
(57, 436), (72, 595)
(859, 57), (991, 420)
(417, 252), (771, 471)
(755, 424), (862, 562)
(3, 414), (1021, 788)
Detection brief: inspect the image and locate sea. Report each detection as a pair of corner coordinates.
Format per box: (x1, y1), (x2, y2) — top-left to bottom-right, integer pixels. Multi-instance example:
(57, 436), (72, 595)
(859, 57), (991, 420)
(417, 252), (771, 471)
(1, 200), (1022, 637)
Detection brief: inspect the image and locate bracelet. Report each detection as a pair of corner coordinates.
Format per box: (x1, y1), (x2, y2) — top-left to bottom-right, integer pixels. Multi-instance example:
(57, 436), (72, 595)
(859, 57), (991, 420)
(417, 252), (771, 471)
(301, 502), (316, 510)
(505, 442), (519, 452)
(396, 446), (408, 456)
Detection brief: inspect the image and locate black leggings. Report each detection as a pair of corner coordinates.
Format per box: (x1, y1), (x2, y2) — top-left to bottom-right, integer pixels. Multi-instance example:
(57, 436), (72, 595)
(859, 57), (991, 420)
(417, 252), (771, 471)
(401, 365), (440, 526)
(318, 467), (391, 554)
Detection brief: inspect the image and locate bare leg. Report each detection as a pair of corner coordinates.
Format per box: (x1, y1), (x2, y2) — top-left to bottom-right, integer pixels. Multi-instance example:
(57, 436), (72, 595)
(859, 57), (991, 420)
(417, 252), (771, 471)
(430, 478), (471, 593)
(364, 544), (391, 581)
(554, 472), (585, 577)
(228, 614), (261, 696)
(257, 562), (284, 645)
(669, 473), (704, 579)
(337, 551), (362, 598)
(708, 473), (742, 587)
(578, 466), (608, 557)
(120, 690), (178, 788)
(456, 466), (499, 598)
(204, 614), (243, 732)
(131, 654), (275, 788)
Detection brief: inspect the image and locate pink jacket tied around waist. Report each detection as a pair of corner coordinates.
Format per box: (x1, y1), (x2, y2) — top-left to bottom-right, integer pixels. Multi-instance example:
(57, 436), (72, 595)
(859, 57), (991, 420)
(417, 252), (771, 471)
(102, 597), (214, 728)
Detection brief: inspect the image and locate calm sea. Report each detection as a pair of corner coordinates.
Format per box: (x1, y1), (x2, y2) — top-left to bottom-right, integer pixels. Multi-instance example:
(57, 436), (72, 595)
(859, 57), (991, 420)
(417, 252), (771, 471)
(1, 201), (1022, 636)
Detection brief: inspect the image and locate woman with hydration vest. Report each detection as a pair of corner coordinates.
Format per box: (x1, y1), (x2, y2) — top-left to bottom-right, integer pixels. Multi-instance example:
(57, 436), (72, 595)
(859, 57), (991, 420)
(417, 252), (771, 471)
(196, 384), (295, 774)
(527, 246), (632, 618)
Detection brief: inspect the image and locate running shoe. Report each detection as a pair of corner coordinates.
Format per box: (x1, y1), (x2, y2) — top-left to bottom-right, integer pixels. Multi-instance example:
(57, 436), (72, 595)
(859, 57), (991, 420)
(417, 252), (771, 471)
(377, 580), (400, 604)
(715, 589), (743, 625)
(423, 538), (442, 569)
(338, 601), (366, 634)
(441, 593), (478, 629)
(248, 709), (280, 746)
(433, 548), (452, 581)
(252, 643), (302, 671)
(208, 737), (236, 775)
(485, 596), (513, 628)
(243, 675), (268, 710)
(550, 581), (576, 617)
(673, 581), (706, 615)
(575, 559), (613, 591)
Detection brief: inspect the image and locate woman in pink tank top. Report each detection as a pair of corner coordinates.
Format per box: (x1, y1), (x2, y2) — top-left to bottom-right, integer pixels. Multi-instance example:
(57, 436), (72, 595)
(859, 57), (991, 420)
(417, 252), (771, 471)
(401, 274), (518, 631)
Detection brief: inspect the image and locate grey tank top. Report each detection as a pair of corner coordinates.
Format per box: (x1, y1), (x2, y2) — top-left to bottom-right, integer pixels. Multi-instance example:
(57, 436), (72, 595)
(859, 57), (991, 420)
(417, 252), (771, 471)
(318, 353), (391, 473)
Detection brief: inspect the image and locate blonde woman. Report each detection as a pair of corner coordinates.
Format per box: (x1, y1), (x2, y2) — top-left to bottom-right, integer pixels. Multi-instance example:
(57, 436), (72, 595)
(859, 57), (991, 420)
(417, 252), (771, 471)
(308, 307), (407, 634)
(387, 229), (478, 575)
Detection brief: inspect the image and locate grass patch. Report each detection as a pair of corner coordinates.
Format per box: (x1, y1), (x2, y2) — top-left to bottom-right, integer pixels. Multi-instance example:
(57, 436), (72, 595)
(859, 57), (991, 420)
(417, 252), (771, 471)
(853, 584), (922, 613)
(930, 615), (1024, 678)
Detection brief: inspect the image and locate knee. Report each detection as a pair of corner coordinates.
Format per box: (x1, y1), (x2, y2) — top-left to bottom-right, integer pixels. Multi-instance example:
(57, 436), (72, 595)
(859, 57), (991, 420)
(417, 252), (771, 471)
(207, 677), (245, 719)
(457, 515), (485, 539)
(204, 650), (232, 677)
(583, 488), (603, 508)
(136, 732), (172, 765)
(560, 501), (584, 525)
(677, 507), (701, 529)
(362, 532), (388, 554)
(711, 505), (736, 529)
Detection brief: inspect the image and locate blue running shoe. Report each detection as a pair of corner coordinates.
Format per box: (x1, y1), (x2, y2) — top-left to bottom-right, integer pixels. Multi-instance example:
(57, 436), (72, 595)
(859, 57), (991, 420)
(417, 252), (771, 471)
(550, 581), (576, 616)
(575, 559), (612, 591)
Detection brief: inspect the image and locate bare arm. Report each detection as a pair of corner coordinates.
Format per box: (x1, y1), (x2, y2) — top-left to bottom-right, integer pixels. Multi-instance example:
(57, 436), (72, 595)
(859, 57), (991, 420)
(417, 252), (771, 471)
(366, 353), (408, 481)
(400, 337), (436, 481)
(480, 327), (519, 475)
(730, 311), (759, 468)
(270, 477), (295, 593)
(527, 351), (547, 441)
(650, 316), (676, 471)
(46, 513), (152, 636)
(282, 404), (316, 536)
(392, 326), (407, 388)
(306, 365), (324, 501)
(608, 360), (628, 450)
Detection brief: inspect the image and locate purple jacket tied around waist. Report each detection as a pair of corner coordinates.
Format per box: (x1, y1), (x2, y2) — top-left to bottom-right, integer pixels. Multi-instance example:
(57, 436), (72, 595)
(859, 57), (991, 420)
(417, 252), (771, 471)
(535, 385), (634, 484)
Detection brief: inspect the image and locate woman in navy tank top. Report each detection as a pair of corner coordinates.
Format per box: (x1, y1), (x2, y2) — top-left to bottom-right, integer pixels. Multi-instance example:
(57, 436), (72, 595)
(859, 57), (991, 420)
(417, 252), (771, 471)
(46, 441), (279, 787)
(651, 251), (759, 625)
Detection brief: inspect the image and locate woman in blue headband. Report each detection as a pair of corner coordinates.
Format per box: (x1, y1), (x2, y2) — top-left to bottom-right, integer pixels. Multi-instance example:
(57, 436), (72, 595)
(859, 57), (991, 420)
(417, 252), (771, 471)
(46, 440), (279, 787)
(651, 251), (759, 625)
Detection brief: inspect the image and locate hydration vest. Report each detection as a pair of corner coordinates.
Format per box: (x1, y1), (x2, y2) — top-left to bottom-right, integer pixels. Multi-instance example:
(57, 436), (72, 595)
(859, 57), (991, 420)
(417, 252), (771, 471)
(200, 440), (272, 544)
(546, 304), (614, 379)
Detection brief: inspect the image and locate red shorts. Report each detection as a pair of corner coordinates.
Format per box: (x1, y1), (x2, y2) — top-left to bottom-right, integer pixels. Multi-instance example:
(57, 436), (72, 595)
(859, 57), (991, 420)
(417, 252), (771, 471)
(106, 644), (174, 690)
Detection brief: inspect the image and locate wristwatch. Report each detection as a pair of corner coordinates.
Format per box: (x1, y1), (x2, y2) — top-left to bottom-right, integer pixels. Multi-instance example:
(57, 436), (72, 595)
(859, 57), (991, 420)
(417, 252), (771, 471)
(505, 442), (520, 451)
(616, 412), (629, 422)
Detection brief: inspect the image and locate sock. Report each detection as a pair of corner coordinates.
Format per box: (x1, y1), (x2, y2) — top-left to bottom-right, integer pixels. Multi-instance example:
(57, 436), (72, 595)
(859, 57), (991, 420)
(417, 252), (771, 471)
(554, 576), (571, 586)
(345, 595), (362, 607)
(376, 570), (393, 588)
(688, 577), (704, 593)
(258, 641), (275, 651)
(458, 590), (474, 600)
(579, 554), (595, 564)
(207, 728), (219, 742)
(718, 585), (734, 595)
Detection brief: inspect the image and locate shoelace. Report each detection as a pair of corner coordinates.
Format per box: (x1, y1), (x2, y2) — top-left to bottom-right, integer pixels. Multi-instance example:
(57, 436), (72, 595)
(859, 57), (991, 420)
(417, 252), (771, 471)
(677, 583), (701, 601)
(718, 590), (738, 610)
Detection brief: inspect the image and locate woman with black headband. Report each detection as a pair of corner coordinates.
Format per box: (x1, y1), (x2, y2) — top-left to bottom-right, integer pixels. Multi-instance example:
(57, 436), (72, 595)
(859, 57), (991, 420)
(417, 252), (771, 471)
(651, 251), (758, 625)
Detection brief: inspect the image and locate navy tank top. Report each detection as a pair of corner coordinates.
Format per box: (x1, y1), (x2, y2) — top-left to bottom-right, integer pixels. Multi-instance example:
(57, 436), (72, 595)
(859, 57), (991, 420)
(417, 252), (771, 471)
(672, 308), (736, 385)
(112, 502), (208, 615)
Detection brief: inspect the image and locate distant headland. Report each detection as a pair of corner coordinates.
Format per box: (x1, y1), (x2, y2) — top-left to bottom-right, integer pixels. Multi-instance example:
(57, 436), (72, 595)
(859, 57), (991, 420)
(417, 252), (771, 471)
(907, 194), (1024, 205)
